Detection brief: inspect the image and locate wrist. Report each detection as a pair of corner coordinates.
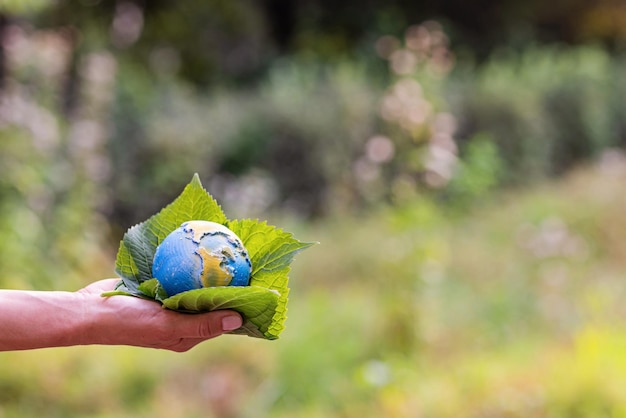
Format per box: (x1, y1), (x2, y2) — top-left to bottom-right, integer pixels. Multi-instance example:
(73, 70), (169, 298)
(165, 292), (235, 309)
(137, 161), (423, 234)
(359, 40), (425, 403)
(75, 291), (123, 346)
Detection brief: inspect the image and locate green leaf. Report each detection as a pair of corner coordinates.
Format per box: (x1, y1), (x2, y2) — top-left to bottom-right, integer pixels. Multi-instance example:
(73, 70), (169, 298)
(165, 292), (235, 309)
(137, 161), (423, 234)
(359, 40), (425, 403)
(137, 278), (168, 301)
(109, 173), (314, 340)
(114, 241), (142, 294)
(114, 174), (227, 286)
(162, 286), (280, 339)
(227, 219), (315, 337)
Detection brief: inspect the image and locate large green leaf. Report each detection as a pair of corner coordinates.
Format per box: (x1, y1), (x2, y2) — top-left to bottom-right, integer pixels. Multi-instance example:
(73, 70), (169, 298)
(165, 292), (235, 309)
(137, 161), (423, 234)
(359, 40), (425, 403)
(108, 173), (314, 340)
(114, 174), (227, 285)
(227, 219), (315, 337)
(163, 286), (280, 339)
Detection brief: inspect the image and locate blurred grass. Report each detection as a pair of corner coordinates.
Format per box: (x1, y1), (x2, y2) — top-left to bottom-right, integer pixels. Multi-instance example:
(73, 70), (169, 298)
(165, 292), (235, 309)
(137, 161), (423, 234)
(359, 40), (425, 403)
(3, 158), (626, 417)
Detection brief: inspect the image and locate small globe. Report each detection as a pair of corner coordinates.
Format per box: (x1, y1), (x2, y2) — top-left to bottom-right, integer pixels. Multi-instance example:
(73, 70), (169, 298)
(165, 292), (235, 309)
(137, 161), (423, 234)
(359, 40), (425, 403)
(152, 220), (252, 296)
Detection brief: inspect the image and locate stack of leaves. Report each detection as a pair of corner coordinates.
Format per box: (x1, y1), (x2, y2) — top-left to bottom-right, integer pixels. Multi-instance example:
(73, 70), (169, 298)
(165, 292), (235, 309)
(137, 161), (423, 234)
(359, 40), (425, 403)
(104, 174), (314, 340)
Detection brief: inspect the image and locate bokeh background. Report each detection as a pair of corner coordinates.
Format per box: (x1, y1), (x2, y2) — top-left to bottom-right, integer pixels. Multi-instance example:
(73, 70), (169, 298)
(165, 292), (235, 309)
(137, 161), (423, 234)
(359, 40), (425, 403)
(2, 0), (626, 416)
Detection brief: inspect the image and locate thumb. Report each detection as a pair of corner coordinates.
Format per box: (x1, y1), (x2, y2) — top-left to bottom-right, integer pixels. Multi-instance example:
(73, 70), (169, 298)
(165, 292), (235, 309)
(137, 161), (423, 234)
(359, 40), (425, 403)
(220, 312), (244, 332)
(177, 310), (243, 339)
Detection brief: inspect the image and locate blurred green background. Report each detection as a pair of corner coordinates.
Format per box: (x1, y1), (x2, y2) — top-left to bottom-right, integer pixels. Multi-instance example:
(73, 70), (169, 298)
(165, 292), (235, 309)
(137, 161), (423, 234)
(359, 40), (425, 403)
(2, 0), (626, 416)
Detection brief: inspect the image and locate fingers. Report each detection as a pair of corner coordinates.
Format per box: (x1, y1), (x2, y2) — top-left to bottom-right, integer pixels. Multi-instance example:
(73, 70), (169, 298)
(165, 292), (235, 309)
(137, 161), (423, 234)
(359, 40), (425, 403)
(160, 310), (243, 352)
(81, 280), (244, 351)
(164, 338), (213, 353)
(172, 310), (243, 339)
(221, 315), (243, 332)
(78, 279), (120, 294)
(96, 278), (121, 289)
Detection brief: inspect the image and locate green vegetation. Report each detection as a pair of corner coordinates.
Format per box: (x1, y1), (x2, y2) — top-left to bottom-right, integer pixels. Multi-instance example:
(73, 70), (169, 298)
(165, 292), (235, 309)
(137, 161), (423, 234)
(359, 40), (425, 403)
(2, 2), (626, 417)
(2, 163), (626, 417)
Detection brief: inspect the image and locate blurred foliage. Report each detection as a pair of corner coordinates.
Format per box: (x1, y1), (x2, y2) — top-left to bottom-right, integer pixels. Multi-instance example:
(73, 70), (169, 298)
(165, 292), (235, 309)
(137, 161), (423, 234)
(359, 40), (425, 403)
(446, 133), (503, 209)
(452, 44), (624, 183)
(0, 0), (52, 15)
(2, 163), (626, 417)
(3, 1), (626, 417)
(3, 4), (625, 222)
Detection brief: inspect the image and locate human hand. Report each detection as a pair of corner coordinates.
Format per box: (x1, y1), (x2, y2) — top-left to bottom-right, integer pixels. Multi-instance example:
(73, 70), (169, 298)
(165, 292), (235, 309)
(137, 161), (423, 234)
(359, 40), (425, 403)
(77, 279), (243, 352)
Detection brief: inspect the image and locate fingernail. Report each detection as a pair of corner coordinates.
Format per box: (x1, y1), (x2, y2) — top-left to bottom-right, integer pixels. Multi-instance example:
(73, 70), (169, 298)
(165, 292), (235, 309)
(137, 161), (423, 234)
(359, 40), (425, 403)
(222, 314), (243, 331)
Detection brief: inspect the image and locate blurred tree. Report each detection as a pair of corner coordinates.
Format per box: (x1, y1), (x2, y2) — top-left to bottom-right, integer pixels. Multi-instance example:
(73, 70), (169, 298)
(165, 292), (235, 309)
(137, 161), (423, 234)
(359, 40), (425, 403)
(1, 0), (624, 231)
(27, 0), (626, 89)
(0, 14), (7, 88)
(577, 0), (626, 46)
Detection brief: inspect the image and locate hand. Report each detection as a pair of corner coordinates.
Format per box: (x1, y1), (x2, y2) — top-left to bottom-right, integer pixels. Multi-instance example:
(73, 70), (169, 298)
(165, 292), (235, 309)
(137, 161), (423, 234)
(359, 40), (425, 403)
(77, 279), (243, 352)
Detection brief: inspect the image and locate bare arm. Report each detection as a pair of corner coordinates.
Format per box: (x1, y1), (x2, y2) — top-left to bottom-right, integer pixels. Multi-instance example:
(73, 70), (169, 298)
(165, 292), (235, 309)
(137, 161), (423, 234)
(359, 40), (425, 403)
(0, 279), (242, 352)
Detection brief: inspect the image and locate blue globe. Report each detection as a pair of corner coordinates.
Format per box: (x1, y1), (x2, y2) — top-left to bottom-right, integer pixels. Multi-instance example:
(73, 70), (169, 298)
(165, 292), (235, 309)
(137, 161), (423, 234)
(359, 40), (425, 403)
(152, 220), (252, 296)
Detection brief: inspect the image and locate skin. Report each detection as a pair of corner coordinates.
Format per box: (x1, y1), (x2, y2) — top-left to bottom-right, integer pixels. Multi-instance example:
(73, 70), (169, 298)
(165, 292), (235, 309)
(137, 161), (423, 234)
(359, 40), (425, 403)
(0, 279), (243, 352)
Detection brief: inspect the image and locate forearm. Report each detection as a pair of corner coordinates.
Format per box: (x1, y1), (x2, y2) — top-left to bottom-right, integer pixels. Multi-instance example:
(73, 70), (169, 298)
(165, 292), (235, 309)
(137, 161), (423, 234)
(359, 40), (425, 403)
(0, 289), (87, 351)
(0, 288), (160, 350)
(0, 279), (242, 352)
